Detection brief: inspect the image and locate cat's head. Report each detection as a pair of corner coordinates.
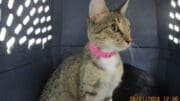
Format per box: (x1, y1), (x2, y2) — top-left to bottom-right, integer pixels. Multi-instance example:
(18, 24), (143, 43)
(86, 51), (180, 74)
(88, 0), (132, 52)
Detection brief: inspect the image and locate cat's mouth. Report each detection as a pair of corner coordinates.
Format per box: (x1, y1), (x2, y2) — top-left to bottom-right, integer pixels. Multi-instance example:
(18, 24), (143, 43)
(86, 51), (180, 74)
(118, 44), (130, 51)
(116, 41), (131, 52)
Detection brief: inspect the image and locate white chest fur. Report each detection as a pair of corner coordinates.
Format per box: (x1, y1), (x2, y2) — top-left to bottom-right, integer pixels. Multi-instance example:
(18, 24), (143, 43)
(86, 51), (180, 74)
(98, 55), (120, 86)
(98, 55), (119, 74)
(96, 55), (121, 100)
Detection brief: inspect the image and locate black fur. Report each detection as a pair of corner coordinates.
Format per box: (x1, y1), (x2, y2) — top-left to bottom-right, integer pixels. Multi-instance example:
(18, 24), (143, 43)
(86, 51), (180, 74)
(113, 64), (157, 101)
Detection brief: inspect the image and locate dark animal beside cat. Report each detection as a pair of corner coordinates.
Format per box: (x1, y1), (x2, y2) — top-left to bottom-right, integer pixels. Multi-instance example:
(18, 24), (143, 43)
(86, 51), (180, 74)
(113, 63), (156, 101)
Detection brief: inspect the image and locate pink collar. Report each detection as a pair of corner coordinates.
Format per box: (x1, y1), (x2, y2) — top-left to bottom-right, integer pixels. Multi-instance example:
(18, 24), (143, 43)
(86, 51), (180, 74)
(88, 42), (116, 58)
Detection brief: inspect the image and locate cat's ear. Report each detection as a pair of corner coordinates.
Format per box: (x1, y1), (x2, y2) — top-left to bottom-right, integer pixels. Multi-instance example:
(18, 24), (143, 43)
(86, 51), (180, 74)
(119, 0), (130, 16)
(89, 0), (110, 23)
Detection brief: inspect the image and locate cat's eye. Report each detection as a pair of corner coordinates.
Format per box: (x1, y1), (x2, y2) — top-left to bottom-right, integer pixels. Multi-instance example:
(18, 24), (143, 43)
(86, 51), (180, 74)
(111, 24), (119, 32)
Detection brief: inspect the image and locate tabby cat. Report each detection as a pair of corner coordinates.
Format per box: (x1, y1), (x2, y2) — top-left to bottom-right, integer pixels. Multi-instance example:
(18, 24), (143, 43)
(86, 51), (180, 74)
(40, 0), (132, 101)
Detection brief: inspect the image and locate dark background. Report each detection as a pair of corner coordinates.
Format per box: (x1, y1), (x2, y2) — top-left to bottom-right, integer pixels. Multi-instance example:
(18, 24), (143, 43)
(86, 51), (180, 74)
(0, 0), (180, 100)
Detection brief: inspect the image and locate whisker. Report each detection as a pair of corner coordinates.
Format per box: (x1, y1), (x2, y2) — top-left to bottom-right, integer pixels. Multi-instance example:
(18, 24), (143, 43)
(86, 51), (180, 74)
(128, 41), (141, 64)
(131, 42), (140, 48)
(131, 39), (139, 41)
(128, 46), (135, 64)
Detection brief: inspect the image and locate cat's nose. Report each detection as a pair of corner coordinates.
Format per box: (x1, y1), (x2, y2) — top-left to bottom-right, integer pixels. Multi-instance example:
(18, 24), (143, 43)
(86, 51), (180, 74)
(126, 40), (131, 44)
(126, 37), (132, 44)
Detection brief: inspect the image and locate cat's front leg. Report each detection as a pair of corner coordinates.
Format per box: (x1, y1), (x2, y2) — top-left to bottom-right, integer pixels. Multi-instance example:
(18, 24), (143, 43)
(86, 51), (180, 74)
(79, 80), (103, 101)
(79, 79), (101, 101)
